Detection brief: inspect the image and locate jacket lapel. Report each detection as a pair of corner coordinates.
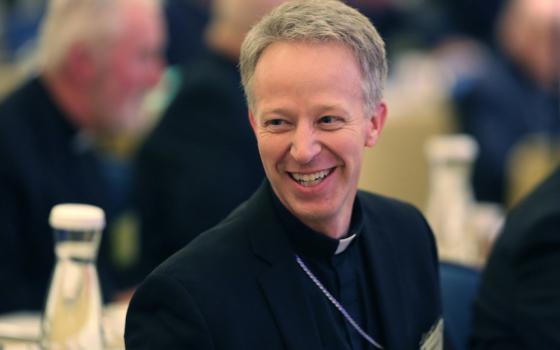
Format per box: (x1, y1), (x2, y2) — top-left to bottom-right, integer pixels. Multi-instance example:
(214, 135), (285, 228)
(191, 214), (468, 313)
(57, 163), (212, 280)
(361, 206), (409, 350)
(258, 258), (324, 350)
(247, 183), (323, 350)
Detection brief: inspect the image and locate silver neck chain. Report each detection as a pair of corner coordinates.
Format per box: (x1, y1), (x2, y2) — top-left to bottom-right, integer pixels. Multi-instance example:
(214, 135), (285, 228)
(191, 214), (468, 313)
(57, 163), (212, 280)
(295, 255), (383, 350)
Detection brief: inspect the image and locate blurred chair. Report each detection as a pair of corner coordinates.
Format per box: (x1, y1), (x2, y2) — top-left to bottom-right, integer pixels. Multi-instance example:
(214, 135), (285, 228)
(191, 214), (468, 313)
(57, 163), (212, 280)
(506, 134), (560, 208)
(440, 261), (481, 350)
(359, 108), (456, 211)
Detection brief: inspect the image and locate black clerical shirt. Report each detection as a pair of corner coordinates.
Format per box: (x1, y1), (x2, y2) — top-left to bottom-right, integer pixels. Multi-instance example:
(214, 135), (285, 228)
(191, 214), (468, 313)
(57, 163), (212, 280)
(270, 189), (385, 350)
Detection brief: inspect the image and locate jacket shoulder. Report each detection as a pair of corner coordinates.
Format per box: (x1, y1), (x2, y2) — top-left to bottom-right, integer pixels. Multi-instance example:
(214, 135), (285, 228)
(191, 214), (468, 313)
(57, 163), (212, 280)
(357, 190), (429, 230)
(358, 190), (438, 266)
(150, 193), (263, 283)
(0, 78), (45, 143)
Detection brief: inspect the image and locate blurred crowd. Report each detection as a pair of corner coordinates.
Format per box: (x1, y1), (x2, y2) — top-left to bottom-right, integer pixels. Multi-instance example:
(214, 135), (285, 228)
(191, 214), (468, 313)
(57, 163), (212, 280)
(0, 0), (559, 348)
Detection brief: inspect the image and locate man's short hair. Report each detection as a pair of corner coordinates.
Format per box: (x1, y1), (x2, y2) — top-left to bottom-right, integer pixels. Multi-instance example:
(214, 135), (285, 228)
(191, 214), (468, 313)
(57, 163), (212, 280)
(37, 0), (161, 72)
(239, 0), (387, 115)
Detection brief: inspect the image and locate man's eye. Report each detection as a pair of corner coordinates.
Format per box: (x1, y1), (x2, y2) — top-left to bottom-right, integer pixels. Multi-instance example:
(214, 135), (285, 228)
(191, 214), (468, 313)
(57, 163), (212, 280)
(319, 116), (335, 124)
(269, 119), (284, 126)
(264, 119), (290, 131)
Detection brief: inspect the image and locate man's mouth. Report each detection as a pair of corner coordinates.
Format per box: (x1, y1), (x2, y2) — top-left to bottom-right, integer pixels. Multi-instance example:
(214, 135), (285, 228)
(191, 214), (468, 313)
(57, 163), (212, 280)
(289, 168), (335, 187)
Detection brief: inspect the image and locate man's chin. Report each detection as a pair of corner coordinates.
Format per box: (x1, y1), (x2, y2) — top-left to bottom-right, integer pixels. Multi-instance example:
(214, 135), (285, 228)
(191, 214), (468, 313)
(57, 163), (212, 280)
(288, 203), (335, 225)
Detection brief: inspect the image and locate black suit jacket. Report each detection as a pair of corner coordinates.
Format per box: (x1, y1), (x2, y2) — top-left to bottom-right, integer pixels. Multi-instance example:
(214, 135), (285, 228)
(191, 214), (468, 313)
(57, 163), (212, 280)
(471, 167), (560, 349)
(125, 183), (442, 349)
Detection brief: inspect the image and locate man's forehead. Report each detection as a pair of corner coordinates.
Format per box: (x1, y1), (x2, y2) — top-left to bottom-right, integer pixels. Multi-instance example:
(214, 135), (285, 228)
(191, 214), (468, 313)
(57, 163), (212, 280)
(256, 41), (362, 89)
(254, 42), (361, 86)
(259, 39), (353, 59)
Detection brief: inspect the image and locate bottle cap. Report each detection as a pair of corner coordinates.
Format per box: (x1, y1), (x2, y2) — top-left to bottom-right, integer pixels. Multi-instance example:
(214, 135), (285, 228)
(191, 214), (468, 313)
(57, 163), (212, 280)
(49, 204), (105, 231)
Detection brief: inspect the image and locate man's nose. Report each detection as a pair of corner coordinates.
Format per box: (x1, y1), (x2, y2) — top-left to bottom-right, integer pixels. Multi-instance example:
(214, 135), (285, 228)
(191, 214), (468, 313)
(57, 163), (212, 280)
(290, 124), (321, 164)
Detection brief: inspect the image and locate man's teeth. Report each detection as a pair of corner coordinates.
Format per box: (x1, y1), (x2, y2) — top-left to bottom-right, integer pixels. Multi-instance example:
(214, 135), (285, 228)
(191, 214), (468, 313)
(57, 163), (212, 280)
(291, 169), (330, 185)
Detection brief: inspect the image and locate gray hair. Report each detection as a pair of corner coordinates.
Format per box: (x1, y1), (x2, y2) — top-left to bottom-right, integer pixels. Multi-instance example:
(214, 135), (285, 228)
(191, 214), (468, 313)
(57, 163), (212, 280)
(239, 0), (387, 115)
(37, 0), (160, 72)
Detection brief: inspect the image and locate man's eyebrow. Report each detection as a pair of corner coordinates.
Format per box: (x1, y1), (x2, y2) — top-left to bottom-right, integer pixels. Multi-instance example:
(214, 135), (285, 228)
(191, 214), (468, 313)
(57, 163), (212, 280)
(259, 107), (293, 117)
(258, 104), (350, 118)
(319, 104), (342, 111)
(315, 104), (349, 115)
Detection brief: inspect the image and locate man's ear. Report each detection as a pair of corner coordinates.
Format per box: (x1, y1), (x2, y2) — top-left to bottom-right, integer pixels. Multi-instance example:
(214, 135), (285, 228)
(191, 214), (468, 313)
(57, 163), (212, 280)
(249, 111), (257, 133)
(365, 101), (387, 147)
(65, 43), (96, 85)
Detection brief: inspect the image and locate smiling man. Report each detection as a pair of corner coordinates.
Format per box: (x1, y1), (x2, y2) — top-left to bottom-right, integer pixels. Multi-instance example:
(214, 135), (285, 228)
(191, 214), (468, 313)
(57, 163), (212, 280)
(125, 1), (442, 349)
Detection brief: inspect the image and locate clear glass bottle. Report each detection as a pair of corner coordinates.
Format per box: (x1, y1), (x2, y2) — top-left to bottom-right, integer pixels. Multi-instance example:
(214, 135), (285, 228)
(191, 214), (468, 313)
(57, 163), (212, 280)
(425, 134), (479, 266)
(41, 204), (105, 350)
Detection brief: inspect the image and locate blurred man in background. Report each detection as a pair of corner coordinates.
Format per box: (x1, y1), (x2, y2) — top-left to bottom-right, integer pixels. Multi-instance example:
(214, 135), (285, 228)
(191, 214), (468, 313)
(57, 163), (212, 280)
(0, 0), (164, 313)
(456, 0), (560, 204)
(132, 0), (286, 279)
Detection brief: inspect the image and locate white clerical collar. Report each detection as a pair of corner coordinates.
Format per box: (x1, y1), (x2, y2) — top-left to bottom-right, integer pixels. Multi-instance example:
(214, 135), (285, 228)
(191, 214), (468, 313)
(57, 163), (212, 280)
(334, 233), (357, 255)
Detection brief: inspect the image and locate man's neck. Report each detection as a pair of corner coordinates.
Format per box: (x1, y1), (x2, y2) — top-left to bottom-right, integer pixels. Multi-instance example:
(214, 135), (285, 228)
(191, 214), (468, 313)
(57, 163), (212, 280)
(304, 215), (352, 240)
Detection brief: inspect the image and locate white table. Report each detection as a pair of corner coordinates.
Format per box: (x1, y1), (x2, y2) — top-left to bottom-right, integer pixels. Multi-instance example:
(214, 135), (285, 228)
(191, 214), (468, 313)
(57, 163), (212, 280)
(0, 302), (127, 349)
